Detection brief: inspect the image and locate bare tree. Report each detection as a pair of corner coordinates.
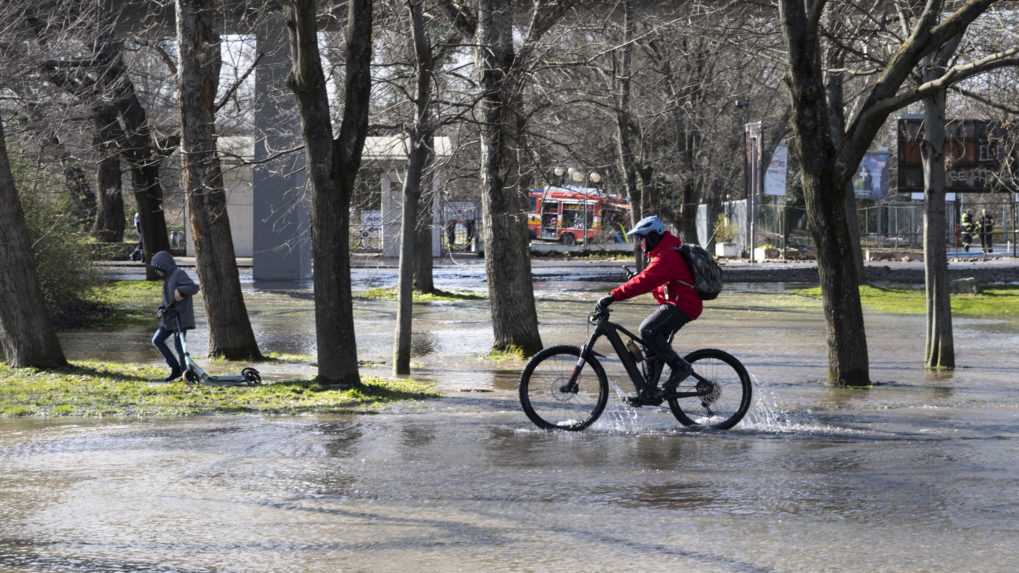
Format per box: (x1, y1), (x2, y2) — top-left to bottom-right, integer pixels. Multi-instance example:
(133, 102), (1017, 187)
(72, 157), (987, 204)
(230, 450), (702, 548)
(286, 0), (373, 386)
(175, 0), (263, 360)
(439, 0), (581, 355)
(0, 114), (68, 369)
(778, 0), (1019, 385)
(394, 0), (436, 375)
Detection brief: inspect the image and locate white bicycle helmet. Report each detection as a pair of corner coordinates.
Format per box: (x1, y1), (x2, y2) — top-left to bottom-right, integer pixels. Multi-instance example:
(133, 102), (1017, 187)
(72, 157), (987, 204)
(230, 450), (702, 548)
(626, 215), (666, 237)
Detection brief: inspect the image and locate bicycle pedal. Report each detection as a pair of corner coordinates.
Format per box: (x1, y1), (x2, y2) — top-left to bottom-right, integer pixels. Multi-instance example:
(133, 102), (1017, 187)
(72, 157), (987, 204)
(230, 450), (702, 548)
(625, 396), (644, 408)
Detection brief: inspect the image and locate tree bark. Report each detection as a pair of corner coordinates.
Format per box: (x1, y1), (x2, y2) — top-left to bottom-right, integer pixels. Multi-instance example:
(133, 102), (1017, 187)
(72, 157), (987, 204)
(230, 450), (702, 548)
(175, 0), (263, 360)
(413, 187), (436, 293)
(780, 0), (870, 386)
(95, 37), (171, 276)
(91, 105), (125, 242)
(824, 52), (864, 276)
(286, 0), (372, 386)
(922, 35), (962, 371)
(613, 0), (644, 270)
(0, 115), (68, 369)
(475, 0), (542, 355)
(395, 0), (435, 374)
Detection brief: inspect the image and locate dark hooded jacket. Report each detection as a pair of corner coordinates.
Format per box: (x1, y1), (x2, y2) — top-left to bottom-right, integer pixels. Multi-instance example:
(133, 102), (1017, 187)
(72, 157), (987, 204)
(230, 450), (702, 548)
(151, 251), (200, 331)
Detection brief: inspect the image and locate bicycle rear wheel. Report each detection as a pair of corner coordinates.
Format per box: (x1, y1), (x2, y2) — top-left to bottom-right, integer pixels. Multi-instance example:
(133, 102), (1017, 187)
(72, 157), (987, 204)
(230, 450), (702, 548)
(667, 348), (752, 430)
(519, 345), (609, 431)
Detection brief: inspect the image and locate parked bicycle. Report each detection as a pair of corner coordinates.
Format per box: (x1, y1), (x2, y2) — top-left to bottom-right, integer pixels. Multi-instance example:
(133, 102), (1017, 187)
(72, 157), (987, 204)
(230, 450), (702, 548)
(519, 299), (752, 432)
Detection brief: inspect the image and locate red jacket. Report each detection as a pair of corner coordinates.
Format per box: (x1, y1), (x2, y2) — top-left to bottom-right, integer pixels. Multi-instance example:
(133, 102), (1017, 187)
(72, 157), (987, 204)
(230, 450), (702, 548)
(610, 232), (703, 320)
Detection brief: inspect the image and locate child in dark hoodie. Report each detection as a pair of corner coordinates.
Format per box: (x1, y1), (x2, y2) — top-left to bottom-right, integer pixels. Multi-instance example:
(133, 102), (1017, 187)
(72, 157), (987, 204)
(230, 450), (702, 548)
(149, 251), (200, 381)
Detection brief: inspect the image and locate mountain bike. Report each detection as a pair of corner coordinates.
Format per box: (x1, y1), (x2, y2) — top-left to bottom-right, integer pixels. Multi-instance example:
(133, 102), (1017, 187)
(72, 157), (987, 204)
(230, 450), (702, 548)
(519, 302), (752, 432)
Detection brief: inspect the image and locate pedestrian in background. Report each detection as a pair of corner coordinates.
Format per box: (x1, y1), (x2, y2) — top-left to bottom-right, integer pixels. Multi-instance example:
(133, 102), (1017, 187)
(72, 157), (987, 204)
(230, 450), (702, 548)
(979, 209), (995, 254)
(960, 210), (975, 252)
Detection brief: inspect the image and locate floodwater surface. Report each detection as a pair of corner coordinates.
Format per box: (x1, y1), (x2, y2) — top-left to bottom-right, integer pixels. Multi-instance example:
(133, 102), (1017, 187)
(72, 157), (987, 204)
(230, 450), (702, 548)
(3, 274), (1019, 572)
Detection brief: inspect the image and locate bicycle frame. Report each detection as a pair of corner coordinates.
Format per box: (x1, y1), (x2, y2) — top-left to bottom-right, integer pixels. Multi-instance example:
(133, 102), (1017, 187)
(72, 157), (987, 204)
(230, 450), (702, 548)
(573, 312), (709, 399)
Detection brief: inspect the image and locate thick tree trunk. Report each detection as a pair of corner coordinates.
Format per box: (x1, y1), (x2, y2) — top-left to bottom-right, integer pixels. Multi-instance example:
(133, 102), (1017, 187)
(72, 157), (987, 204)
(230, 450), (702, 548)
(825, 64), (864, 276)
(0, 115), (68, 369)
(286, 0), (371, 386)
(475, 0), (542, 355)
(176, 0), (263, 360)
(91, 105), (125, 242)
(922, 88), (954, 369)
(922, 36), (961, 371)
(781, 0), (870, 386)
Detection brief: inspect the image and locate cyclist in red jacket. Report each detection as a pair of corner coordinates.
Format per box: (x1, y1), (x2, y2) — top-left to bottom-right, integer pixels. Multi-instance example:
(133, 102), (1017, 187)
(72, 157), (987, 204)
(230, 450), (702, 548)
(596, 215), (700, 405)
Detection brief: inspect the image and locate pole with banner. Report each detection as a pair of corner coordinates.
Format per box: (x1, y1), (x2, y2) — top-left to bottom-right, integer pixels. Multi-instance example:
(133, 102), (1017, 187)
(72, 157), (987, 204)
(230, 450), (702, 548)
(745, 121), (763, 263)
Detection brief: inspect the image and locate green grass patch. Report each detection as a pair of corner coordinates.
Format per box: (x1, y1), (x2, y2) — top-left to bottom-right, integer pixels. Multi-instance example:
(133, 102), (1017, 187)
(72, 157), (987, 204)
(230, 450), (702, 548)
(0, 360), (439, 418)
(80, 280), (167, 329)
(486, 345), (527, 363)
(356, 287), (485, 303)
(792, 285), (1019, 318)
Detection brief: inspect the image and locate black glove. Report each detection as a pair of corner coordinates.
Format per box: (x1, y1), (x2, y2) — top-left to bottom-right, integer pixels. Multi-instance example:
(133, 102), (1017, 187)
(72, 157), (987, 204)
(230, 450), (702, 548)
(596, 295), (615, 310)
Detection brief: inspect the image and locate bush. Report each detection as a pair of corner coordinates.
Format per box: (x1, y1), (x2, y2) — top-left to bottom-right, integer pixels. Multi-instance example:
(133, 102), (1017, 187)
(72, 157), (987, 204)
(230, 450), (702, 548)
(713, 214), (738, 243)
(7, 148), (101, 327)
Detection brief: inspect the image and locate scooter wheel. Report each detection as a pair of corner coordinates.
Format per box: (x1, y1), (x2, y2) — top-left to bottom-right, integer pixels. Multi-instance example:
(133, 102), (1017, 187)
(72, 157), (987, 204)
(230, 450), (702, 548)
(241, 367), (262, 386)
(184, 371), (199, 384)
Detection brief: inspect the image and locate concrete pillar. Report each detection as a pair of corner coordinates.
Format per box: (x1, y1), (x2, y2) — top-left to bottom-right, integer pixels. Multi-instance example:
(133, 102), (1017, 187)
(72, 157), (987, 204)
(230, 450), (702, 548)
(381, 170), (401, 258)
(253, 17), (311, 281)
(430, 170), (442, 257)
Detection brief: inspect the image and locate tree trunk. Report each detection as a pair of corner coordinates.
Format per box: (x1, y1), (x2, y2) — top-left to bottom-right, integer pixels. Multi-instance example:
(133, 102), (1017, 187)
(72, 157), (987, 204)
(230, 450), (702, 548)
(395, 0), (435, 374)
(780, 0), (870, 386)
(825, 62), (864, 276)
(475, 0), (542, 355)
(613, 0), (644, 270)
(413, 187), (436, 293)
(0, 115), (68, 369)
(286, 0), (371, 386)
(91, 105), (125, 242)
(96, 37), (171, 275)
(678, 179), (699, 243)
(175, 0), (263, 361)
(409, 0), (436, 296)
(922, 36), (962, 371)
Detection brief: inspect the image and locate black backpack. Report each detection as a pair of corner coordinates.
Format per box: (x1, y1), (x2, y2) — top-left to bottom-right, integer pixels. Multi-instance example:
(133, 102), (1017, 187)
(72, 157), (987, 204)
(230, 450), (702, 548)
(677, 244), (723, 300)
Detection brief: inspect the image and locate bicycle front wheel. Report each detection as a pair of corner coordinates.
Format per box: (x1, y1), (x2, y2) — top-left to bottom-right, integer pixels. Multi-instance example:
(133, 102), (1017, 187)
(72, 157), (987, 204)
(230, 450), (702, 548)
(667, 348), (752, 430)
(519, 345), (609, 431)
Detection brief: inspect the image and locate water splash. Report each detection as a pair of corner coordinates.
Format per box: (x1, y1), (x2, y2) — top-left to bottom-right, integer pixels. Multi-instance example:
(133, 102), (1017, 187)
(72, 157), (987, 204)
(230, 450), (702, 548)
(591, 381), (653, 434)
(740, 374), (863, 436)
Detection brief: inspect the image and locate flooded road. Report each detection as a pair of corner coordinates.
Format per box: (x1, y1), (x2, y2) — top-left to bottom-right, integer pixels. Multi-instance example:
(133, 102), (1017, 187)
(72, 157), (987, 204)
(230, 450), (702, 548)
(3, 279), (1019, 571)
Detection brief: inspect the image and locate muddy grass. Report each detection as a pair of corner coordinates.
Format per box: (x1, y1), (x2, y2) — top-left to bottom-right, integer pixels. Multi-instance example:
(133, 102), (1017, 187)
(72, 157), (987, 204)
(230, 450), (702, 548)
(0, 361), (438, 418)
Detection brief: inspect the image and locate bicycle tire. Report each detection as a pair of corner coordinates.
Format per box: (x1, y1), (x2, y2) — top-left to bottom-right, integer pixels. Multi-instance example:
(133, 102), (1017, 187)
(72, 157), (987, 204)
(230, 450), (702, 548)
(519, 345), (609, 431)
(667, 348), (752, 430)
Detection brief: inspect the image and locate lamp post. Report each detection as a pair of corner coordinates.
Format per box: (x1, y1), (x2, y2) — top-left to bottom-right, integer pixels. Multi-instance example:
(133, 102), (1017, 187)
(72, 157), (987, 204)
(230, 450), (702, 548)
(553, 166), (566, 187)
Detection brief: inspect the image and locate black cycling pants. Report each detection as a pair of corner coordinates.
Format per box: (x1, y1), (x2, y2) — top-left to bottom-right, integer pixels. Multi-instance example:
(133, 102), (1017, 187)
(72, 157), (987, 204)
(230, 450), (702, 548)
(639, 304), (690, 367)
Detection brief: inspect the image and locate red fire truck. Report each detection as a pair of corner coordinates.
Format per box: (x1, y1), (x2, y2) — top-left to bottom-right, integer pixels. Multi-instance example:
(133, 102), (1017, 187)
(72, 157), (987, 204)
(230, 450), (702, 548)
(527, 186), (630, 245)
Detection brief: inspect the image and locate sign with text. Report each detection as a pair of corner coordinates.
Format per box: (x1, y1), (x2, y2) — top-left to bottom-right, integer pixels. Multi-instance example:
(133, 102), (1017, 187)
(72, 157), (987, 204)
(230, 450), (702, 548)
(896, 119), (1016, 193)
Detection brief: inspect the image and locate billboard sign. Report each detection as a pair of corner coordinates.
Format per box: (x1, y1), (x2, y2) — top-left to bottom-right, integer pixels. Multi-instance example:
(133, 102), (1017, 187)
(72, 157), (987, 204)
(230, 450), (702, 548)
(853, 151), (890, 199)
(896, 119), (1015, 193)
